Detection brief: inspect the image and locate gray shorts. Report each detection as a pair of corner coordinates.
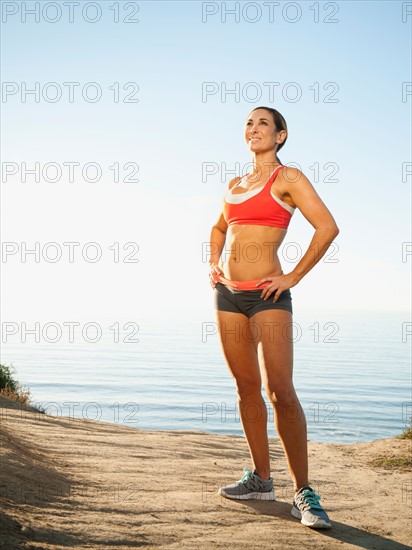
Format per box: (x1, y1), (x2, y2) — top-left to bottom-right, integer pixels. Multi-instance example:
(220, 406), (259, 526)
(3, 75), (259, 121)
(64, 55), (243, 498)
(214, 282), (293, 318)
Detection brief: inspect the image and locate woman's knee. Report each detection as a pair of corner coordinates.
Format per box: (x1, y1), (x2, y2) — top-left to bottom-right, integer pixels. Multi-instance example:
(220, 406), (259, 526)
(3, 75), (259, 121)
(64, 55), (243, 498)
(264, 383), (297, 406)
(266, 385), (305, 422)
(235, 379), (262, 401)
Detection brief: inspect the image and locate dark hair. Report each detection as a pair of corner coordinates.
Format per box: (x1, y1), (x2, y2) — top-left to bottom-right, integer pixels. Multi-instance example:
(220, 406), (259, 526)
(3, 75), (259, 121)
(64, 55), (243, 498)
(250, 106), (288, 166)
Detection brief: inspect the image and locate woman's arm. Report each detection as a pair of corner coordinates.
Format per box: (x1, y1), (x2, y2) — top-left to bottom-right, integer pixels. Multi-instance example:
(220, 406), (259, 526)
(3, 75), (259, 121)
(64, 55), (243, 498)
(285, 167), (339, 284)
(208, 214), (228, 287)
(209, 221), (226, 267)
(209, 177), (240, 287)
(257, 167), (340, 300)
(208, 178), (239, 271)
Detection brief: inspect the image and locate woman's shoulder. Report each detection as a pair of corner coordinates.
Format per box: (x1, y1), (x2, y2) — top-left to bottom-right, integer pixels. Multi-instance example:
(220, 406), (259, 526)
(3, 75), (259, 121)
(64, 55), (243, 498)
(280, 166), (303, 179)
(279, 166), (310, 188)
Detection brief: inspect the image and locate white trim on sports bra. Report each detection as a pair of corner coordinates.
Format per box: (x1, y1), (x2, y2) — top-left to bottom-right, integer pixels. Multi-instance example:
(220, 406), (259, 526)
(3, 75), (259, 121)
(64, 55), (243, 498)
(225, 174), (295, 215)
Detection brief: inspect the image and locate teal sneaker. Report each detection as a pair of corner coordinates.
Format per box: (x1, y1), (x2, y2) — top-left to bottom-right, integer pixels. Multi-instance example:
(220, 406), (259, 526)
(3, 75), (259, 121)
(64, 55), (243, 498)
(218, 467), (275, 500)
(291, 486), (331, 528)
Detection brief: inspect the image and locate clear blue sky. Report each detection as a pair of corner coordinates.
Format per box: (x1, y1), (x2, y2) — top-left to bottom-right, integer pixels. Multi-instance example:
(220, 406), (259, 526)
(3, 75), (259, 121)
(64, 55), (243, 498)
(1, 1), (411, 322)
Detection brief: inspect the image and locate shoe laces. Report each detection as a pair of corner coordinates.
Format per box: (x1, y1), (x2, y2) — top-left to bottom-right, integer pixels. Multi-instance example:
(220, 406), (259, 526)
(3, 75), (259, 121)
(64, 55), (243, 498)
(240, 467), (254, 482)
(295, 488), (323, 512)
(238, 467), (263, 490)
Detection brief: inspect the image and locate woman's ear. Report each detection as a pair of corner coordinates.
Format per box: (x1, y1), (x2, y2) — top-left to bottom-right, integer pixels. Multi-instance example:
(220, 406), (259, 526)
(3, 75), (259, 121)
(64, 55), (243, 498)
(277, 129), (287, 145)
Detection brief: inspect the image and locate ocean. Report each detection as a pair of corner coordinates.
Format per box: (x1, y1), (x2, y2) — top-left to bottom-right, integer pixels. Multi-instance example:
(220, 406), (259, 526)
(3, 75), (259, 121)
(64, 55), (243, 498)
(1, 310), (410, 444)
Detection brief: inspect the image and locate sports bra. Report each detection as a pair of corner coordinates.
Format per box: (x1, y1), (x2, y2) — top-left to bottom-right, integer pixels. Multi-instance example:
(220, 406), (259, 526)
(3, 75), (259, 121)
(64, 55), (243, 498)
(223, 165), (295, 229)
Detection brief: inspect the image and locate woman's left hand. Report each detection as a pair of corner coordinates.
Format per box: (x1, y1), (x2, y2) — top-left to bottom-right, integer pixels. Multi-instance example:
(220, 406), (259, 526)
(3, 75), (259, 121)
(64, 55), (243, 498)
(255, 272), (300, 302)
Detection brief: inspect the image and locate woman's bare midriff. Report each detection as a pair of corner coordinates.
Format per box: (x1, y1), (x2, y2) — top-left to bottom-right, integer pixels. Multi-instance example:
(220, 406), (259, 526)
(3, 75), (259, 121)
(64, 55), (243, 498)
(219, 224), (288, 281)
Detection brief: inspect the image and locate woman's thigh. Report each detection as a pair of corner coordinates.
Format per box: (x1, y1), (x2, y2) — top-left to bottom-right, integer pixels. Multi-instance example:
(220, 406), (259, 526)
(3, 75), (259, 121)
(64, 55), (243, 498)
(249, 309), (294, 393)
(215, 310), (261, 394)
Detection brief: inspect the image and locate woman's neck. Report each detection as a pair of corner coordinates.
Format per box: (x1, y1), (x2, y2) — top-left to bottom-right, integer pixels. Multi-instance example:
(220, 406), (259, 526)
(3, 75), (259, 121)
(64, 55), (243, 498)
(248, 155), (280, 181)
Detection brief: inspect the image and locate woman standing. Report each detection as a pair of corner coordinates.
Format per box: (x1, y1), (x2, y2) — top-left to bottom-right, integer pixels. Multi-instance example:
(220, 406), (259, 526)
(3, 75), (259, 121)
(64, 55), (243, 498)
(209, 106), (339, 529)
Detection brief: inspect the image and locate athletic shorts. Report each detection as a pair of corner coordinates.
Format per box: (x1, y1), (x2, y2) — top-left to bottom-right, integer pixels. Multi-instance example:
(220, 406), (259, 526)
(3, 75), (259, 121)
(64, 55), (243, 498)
(214, 281), (293, 318)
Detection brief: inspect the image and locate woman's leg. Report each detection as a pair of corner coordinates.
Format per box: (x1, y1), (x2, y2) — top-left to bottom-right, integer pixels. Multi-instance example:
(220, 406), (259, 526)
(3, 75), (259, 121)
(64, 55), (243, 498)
(250, 309), (309, 491)
(215, 309), (271, 479)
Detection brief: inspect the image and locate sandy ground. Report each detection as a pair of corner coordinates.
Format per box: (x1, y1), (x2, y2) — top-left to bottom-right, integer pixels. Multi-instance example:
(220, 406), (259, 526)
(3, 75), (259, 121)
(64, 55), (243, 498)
(0, 395), (411, 550)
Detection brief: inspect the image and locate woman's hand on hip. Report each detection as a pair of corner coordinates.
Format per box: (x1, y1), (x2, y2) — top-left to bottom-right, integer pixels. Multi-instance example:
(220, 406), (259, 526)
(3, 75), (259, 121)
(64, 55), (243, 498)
(209, 263), (237, 289)
(255, 272), (300, 302)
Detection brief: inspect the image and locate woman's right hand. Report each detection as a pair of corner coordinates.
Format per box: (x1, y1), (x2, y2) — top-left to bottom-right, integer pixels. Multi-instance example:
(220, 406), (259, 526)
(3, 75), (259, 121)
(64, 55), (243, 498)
(209, 262), (225, 289)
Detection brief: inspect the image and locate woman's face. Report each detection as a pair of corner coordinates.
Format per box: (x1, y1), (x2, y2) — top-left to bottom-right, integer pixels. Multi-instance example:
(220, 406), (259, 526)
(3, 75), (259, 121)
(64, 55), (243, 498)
(244, 109), (285, 154)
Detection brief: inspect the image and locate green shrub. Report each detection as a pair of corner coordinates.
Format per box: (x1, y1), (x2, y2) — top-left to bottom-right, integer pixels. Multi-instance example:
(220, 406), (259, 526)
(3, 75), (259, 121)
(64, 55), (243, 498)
(0, 363), (18, 392)
(398, 420), (412, 440)
(0, 363), (41, 410)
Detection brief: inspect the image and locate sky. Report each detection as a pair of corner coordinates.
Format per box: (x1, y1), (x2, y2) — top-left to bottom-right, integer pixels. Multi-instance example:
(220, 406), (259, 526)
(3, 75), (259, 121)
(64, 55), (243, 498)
(1, 0), (411, 326)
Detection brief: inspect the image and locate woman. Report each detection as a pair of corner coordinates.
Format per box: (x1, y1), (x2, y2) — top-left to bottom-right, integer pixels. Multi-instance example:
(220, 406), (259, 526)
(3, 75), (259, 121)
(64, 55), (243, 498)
(208, 106), (339, 529)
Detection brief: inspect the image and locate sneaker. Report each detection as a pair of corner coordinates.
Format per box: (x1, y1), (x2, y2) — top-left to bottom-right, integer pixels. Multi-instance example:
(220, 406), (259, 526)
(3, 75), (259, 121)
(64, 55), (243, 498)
(291, 486), (331, 528)
(218, 467), (275, 500)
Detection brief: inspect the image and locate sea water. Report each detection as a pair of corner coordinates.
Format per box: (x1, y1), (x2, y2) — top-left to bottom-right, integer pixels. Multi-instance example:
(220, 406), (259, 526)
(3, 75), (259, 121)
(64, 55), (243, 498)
(1, 310), (410, 443)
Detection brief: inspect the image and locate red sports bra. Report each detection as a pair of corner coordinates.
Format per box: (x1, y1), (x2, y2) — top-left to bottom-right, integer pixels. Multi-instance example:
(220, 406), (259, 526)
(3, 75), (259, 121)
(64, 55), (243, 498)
(223, 165), (295, 229)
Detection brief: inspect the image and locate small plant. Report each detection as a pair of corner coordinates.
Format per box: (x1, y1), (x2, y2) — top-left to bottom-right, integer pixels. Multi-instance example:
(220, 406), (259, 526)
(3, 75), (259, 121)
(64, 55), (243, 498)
(0, 363), (18, 393)
(398, 420), (412, 440)
(0, 363), (44, 412)
(370, 456), (412, 470)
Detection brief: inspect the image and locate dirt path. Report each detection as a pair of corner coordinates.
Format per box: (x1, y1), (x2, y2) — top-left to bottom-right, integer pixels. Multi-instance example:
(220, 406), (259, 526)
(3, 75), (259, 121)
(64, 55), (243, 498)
(1, 396), (411, 549)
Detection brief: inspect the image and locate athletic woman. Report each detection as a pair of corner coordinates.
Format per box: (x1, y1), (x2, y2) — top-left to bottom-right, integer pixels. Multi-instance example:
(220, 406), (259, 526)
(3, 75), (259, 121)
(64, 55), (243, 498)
(209, 106), (339, 529)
